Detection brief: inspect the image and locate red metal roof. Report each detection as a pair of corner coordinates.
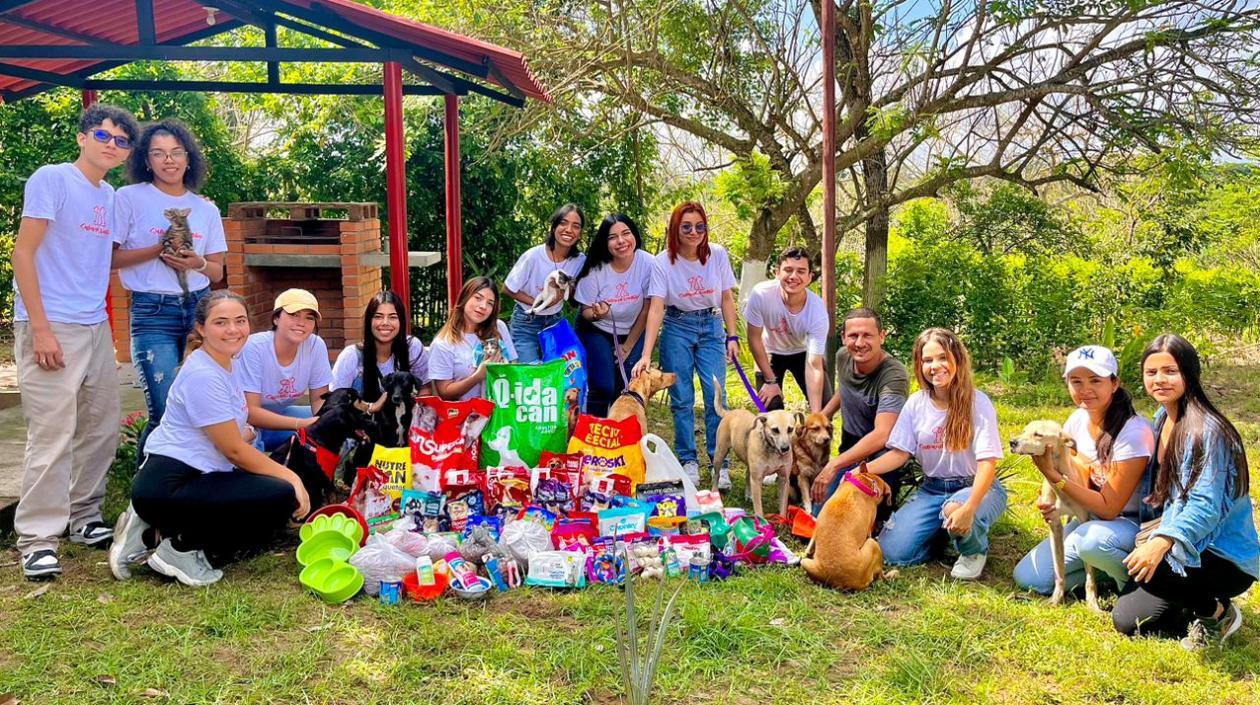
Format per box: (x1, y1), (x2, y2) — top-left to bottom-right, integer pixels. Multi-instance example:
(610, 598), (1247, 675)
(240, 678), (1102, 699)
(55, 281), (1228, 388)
(0, 0), (549, 102)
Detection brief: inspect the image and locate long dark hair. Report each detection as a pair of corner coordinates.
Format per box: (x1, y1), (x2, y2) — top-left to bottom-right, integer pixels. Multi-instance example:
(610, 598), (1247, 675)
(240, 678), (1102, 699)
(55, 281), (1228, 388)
(545, 203), (585, 259)
(1095, 383), (1137, 468)
(1143, 334), (1249, 505)
(576, 213), (643, 283)
(125, 118), (208, 190)
(360, 290), (412, 402)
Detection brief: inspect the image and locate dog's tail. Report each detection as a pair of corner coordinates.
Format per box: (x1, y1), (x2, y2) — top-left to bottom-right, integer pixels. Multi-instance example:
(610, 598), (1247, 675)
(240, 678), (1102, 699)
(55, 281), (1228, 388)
(712, 375), (727, 417)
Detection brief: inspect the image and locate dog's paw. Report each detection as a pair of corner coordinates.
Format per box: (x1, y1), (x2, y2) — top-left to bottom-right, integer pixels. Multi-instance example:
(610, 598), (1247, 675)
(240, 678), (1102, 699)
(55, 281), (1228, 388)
(882, 569), (899, 580)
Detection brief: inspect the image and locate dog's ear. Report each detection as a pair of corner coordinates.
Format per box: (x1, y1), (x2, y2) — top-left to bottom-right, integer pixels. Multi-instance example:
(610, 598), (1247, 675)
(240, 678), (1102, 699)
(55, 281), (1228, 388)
(793, 411), (805, 428)
(1062, 435), (1077, 450)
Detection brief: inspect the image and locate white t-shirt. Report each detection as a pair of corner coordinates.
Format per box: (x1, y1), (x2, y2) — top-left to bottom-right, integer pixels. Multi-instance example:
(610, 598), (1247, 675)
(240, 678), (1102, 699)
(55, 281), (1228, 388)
(112, 183), (227, 295)
(573, 250), (664, 335)
(742, 280), (829, 356)
(144, 349), (249, 473)
(427, 319), (518, 401)
(649, 243), (738, 311)
(887, 390), (1004, 479)
(1063, 408), (1155, 515)
(504, 244), (587, 316)
(237, 332), (334, 410)
(331, 336), (431, 392)
(14, 163), (115, 325)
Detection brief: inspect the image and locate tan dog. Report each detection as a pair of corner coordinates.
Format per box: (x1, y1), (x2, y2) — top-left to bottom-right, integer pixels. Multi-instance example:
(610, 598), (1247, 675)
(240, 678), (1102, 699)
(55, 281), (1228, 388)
(1010, 419), (1098, 610)
(801, 466), (890, 590)
(608, 367), (677, 434)
(791, 411), (833, 514)
(711, 379), (799, 518)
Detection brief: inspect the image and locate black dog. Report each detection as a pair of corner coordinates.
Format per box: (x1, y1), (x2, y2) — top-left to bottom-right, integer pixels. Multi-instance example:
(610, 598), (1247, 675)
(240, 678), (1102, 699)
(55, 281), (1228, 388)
(370, 371), (421, 448)
(272, 388), (373, 513)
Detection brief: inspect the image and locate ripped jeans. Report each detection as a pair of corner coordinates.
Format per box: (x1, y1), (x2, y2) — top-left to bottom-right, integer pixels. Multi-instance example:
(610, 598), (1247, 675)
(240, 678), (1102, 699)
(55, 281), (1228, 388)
(131, 288), (208, 459)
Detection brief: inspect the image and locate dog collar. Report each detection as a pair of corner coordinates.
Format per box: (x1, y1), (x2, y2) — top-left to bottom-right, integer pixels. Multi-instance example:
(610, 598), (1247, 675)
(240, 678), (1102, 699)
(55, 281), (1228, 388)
(619, 390), (646, 408)
(844, 472), (878, 498)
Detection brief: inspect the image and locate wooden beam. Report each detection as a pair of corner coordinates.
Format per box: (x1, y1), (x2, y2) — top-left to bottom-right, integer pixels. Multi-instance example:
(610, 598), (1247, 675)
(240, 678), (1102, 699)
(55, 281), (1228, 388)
(136, 0), (156, 45)
(482, 57), (524, 100)
(80, 78), (450, 95)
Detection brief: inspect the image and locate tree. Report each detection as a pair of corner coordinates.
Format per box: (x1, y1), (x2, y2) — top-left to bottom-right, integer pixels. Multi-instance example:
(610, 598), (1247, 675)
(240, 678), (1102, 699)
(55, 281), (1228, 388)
(497, 0), (1260, 306)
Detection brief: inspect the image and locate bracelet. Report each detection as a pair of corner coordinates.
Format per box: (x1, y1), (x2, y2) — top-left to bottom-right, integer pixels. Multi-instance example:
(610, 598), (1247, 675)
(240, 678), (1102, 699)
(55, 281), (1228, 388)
(194, 257), (209, 273)
(726, 335), (739, 342)
(764, 378), (779, 385)
(1053, 476), (1067, 491)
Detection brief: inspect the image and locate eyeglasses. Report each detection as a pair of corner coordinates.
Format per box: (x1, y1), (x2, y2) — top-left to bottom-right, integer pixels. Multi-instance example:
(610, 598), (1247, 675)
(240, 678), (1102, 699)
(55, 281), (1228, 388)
(148, 149), (189, 162)
(90, 129), (131, 149)
(679, 223), (708, 235)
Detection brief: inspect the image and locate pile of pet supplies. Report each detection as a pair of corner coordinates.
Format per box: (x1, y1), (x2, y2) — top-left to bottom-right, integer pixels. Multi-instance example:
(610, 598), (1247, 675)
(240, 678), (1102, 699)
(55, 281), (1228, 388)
(295, 368), (799, 605)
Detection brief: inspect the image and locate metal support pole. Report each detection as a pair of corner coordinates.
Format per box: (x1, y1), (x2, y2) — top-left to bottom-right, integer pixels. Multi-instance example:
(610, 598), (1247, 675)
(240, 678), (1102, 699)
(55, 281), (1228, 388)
(443, 94), (462, 309)
(821, 0), (837, 336)
(383, 61), (410, 304)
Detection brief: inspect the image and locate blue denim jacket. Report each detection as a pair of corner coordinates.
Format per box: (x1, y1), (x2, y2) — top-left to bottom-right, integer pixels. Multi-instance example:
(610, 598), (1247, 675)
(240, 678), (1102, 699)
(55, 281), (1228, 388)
(1149, 408), (1260, 578)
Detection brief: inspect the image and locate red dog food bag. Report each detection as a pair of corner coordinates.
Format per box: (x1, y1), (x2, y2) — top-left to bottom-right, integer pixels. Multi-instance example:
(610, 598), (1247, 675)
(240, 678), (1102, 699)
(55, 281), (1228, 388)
(411, 396), (494, 487)
(566, 414), (646, 488)
(487, 466), (532, 516)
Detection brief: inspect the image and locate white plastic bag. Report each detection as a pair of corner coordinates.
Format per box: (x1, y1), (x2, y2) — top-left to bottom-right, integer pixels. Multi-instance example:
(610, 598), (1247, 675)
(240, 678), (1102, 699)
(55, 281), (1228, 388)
(349, 534), (415, 596)
(640, 433), (699, 517)
(500, 519), (553, 564)
(383, 524), (430, 558)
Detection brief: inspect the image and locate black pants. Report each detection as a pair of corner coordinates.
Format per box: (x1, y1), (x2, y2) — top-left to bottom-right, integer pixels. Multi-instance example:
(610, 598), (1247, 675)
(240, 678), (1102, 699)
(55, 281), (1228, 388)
(132, 453), (297, 564)
(1112, 549), (1255, 638)
(755, 351), (829, 411)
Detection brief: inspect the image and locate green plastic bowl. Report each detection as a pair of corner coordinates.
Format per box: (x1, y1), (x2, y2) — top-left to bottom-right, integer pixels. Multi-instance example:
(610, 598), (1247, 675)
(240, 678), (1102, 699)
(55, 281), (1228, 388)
(299, 512), (364, 545)
(295, 530), (357, 567)
(299, 558), (364, 603)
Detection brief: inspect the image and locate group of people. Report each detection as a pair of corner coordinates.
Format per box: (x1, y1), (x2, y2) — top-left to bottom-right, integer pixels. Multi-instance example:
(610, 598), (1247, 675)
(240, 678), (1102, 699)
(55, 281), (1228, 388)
(11, 106), (1257, 651)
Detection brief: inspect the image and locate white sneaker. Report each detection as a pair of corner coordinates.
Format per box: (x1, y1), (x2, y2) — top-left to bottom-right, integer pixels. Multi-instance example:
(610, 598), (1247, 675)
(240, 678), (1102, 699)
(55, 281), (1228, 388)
(717, 465), (732, 491)
(951, 553), (987, 580)
(762, 473), (777, 486)
(682, 461), (701, 487)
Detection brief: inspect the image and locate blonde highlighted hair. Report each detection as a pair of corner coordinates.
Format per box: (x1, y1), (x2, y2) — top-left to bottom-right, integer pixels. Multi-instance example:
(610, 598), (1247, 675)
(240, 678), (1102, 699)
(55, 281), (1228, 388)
(912, 327), (975, 452)
(437, 276), (502, 345)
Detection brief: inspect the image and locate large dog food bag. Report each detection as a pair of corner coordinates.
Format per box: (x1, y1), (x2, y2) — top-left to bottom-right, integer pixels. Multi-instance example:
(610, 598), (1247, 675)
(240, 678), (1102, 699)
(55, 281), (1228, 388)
(410, 396), (494, 490)
(540, 319), (589, 410)
(481, 360), (569, 469)
(567, 414), (646, 487)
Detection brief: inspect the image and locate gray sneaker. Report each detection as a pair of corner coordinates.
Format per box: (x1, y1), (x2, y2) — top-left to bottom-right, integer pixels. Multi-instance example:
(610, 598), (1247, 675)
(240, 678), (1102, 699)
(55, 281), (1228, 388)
(682, 460), (701, 488)
(147, 539), (223, 587)
(1181, 603), (1243, 651)
(109, 503), (151, 581)
(717, 464), (732, 491)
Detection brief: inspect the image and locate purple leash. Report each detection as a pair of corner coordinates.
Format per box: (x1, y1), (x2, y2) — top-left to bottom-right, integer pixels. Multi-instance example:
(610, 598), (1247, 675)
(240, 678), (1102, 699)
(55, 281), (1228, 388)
(730, 356), (768, 413)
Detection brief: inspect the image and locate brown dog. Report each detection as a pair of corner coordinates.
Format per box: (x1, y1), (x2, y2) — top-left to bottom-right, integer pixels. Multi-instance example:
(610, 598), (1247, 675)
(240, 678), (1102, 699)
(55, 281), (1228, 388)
(1010, 419), (1097, 609)
(608, 367), (677, 434)
(791, 411), (833, 514)
(711, 379), (799, 518)
(801, 466), (890, 590)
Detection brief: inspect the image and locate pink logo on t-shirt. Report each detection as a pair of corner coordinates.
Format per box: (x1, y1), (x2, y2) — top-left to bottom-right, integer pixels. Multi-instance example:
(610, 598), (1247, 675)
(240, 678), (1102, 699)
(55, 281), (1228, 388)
(681, 275), (714, 299)
(149, 226), (204, 241)
(270, 377), (299, 402)
(923, 425), (945, 451)
(80, 205), (110, 237)
(607, 281), (638, 305)
(768, 316), (791, 336)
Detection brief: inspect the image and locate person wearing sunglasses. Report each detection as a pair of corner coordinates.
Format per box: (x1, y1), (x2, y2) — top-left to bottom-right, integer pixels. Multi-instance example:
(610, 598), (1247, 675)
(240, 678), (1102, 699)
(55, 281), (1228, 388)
(12, 104), (141, 580)
(111, 119), (227, 464)
(632, 201), (740, 489)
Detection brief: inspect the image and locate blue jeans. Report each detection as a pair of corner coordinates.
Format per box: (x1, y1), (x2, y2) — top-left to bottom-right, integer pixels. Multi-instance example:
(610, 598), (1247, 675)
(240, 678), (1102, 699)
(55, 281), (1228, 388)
(131, 288), (208, 459)
(256, 405), (312, 453)
(878, 476), (1008, 565)
(509, 307), (562, 364)
(659, 308), (726, 465)
(577, 319), (645, 417)
(1013, 516), (1139, 595)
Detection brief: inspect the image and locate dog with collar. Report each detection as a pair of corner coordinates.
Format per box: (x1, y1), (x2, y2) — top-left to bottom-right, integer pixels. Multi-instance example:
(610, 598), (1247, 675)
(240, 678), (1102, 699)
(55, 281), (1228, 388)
(1010, 419), (1099, 609)
(711, 380), (800, 518)
(273, 388), (374, 512)
(608, 366), (676, 435)
(802, 465), (890, 590)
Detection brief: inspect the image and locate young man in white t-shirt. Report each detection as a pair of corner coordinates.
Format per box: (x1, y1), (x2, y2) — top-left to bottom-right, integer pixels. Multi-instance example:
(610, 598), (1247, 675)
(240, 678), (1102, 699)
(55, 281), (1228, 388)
(11, 105), (140, 580)
(743, 248), (830, 412)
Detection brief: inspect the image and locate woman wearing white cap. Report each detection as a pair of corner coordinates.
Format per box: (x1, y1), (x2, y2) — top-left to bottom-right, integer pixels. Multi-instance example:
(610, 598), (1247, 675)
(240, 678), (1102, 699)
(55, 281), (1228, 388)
(1014, 344), (1155, 597)
(237, 288), (333, 452)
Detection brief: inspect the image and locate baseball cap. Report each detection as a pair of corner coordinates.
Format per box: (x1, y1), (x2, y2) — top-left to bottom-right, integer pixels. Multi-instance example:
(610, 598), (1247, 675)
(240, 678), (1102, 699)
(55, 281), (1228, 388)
(1063, 345), (1118, 378)
(273, 288), (321, 318)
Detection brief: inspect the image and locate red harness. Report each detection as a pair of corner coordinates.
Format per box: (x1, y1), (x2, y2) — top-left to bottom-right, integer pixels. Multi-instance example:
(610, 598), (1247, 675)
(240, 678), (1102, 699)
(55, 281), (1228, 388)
(294, 426), (341, 481)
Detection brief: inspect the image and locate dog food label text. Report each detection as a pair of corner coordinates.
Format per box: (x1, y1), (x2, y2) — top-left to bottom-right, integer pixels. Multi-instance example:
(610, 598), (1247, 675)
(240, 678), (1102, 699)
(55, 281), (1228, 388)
(481, 360), (570, 469)
(490, 377), (560, 424)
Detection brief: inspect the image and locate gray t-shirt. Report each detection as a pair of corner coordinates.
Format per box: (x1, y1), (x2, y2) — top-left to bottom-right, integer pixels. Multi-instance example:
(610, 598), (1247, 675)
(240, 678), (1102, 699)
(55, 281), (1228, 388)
(835, 348), (910, 450)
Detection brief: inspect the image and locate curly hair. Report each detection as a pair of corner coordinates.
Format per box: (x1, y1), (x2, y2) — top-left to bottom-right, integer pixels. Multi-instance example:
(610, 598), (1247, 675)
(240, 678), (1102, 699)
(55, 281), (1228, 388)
(125, 118), (208, 190)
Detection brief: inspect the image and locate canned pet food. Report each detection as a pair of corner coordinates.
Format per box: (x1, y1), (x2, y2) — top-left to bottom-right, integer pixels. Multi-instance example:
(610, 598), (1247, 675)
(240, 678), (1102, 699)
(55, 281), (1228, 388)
(379, 580), (402, 605)
(688, 556), (709, 583)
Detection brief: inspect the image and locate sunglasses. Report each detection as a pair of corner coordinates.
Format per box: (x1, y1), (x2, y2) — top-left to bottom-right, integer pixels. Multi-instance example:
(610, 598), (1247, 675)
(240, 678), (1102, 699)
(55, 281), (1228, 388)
(679, 223), (708, 235)
(90, 128), (132, 149)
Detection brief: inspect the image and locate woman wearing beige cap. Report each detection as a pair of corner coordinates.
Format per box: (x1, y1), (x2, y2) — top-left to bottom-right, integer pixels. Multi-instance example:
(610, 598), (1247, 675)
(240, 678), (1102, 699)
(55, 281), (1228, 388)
(237, 288), (333, 452)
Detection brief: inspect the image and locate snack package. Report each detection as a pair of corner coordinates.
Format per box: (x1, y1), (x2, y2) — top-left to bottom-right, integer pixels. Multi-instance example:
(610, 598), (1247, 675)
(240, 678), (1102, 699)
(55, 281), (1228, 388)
(587, 538), (625, 585)
(668, 534), (712, 569)
(526, 551), (587, 588)
(551, 521), (597, 552)
(580, 472), (633, 512)
(535, 478), (576, 515)
(350, 466), (397, 530)
(482, 360), (570, 468)
(535, 452), (583, 485)
(694, 490), (725, 516)
(630, 541), (665, 579)
(532, 453), (583, 513)
(567, 414), (646, 487)
(401, 490), (445, 533)
(443, 485), (486, 534)
(368, 445), (412, 517)
(518, 505), (557, 531)
(647, 516), (687, 535)
(410, 396), (494, 485)
(540, 319), (590, 411)
(486, 466), (532, 516)
(635, 481), (687, 519)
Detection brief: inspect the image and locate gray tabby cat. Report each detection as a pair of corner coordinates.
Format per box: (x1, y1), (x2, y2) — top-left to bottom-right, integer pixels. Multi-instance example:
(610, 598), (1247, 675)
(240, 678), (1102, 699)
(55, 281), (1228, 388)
(162, 207), (194, 296)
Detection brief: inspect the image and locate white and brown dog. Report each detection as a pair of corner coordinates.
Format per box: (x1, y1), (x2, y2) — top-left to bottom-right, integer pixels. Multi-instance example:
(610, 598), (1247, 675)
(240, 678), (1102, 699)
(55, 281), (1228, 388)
(1010, 419), (1099, 610)
(711, 379), (799, 518)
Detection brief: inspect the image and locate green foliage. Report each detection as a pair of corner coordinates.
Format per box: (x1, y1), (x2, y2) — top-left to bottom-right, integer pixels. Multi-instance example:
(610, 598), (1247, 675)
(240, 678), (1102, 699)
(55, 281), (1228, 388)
(944, 181), (1082, 256)
(615, 567), (684, 705)
(714, 152), (789, 222)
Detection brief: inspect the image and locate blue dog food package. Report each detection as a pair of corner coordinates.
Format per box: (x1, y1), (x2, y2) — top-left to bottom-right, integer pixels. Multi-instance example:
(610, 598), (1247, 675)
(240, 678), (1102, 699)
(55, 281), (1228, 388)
(540, 319), (588, 411)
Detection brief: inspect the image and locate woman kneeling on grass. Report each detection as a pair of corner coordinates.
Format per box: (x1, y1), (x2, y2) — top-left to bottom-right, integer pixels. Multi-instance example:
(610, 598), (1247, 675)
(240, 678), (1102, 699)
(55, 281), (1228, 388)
(864, 328), (1007, 580)
(109, 290), (310, 587)
(1112, 334), (1258, 650)
(1014, 345), (1155, 597)
(428, 276), (518, 401)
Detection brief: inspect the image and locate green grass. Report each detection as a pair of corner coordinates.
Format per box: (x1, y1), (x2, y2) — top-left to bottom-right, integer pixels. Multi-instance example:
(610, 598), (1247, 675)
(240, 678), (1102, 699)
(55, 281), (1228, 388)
(3, 363), (1259, 704)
